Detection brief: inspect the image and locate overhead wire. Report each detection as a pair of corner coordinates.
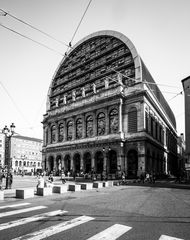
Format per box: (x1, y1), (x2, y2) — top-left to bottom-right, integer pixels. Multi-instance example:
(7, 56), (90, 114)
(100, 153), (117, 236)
(0, 23), (64, 56)
(0, 8), (70, 48)
(64, 0), (93, 55)
(70, 0), (93, 45)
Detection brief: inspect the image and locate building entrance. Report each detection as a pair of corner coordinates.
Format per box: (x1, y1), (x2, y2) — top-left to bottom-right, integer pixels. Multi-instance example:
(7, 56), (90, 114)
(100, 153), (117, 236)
(127, 150), (138, 178)
(109, 150), (117, 173)
(73, 153), (80, 172)
(95, 151), (104, 173)
(84, 152), (91, 173)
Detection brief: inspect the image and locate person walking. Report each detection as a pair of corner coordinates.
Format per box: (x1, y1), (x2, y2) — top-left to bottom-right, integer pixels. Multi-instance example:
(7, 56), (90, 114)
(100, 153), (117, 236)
(36, 175), (45, 190)
(140, 172), (145, 183)
(61, 171), (66, 184)
(0, 169), (4, 190)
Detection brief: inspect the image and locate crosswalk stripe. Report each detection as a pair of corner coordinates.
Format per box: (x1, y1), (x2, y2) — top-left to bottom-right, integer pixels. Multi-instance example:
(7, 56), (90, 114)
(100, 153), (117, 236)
(0, 206), (47, 218)
(86, 224), (132, 240)
(0, 210), (68, 231)
(12, 215), (94, 240)
(159, 235), (184, 240)
(0, 203), (31, 210)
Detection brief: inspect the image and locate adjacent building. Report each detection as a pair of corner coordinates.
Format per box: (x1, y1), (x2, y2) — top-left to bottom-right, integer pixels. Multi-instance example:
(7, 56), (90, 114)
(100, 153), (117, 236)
(182, 76), (190, 179)
(0, 133), (5, 167)
(42, 30), (178, 178)
(177, 133), (186, 176)
(11, 135), (43, 174)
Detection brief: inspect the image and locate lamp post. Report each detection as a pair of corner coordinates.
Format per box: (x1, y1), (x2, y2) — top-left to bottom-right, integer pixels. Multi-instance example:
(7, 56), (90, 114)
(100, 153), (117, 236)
(2, 123), (15, 189)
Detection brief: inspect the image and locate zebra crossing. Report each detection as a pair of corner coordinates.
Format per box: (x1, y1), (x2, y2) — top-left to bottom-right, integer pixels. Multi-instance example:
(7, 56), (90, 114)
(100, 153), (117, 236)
(0, 202), (185, 240)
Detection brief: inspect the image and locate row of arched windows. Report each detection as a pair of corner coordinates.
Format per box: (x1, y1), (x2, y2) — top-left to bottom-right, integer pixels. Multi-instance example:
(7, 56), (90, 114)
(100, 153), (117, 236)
(15, 161), (41, 167)
(48, 109), (119, 144)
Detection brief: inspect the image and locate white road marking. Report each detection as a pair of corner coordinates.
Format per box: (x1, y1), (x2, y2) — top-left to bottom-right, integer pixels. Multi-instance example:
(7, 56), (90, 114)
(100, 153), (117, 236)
(159, 235), (184, 240)
(0, 203), (31, 209)
(86, 224), (132, 240)
(12, 215), (94, 240)
(0, 206), (47, 218)
(0, 210), (68, 231)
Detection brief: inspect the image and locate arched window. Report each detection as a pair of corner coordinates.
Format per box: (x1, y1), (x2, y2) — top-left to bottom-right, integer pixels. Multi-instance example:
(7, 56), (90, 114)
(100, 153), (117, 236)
(109, 109), (119, 133)
(76, 118), (82, 139)
(19, 161), (22, 167)
(27, 161), (29, 167)
(67, 121), (73, 141)
(86, 115), (93, 137)
(38, 162), (40, 167)
(15, 161), (18, 167)
(58, 123), (64, 142)
(97, 112), (105, 136)
(128, 107), (137, 133)
(51, 125), (56, 143)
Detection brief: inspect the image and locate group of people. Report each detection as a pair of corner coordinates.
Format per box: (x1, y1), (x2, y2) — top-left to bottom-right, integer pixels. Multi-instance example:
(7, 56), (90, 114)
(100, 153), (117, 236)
(0, 169), (13, 190)
(139, 172), (156, 184)
(36, 173), (54, 190)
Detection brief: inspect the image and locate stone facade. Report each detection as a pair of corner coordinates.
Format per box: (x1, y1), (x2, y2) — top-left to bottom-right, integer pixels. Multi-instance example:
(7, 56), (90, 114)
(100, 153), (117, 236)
(42, 30), (178, 178)
(11, 135), (42, 174)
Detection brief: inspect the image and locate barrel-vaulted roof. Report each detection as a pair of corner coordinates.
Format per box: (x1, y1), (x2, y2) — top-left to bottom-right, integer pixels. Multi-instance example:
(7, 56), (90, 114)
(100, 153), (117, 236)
(46, 30), (176, 129)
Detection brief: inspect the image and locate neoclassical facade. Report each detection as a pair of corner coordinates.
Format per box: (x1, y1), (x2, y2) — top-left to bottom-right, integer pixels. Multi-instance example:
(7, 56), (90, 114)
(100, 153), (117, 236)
(42, 30), (178, 178)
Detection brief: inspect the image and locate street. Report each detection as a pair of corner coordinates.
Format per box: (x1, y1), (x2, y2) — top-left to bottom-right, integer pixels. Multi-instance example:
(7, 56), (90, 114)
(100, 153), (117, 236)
(0, 176), (189, 239)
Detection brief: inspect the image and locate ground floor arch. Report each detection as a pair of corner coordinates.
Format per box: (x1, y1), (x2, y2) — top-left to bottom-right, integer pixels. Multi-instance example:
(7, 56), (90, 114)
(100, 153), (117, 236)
(47, 156), (54, 173)
(108, 150), (117, 174)
(73, 153), (81, 173)
(64, 154), (71, 172)
(83, 152), (91, 173)
(127, 149), (138, 178)
(95, 151), (104, 174)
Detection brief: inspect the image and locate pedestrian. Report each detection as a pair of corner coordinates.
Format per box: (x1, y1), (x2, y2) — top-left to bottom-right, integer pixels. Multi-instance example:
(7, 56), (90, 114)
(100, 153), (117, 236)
(10, 172), (13, 188)
(0, 169), (4, 190)
(36, 175), (45, 190)
(121, 171), (126, 184)
(61, 171), (66, 184)
(140, 172), (145, 183)
(145, 173), (150, 183)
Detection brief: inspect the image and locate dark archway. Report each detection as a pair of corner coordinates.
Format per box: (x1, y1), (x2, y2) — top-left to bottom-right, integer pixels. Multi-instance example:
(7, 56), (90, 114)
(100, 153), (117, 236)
(48, 156), (54, 173)
(73, 153), (81, 173)
(127, 150), (138, 178)
(95, 151), (104, 174)
(108, 150), (117, 174)
(84, 152), (91, 173)
(64, 155), (71, 171)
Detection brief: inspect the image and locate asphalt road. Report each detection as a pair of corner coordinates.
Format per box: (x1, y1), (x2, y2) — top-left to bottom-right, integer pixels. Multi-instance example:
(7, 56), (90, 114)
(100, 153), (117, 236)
(0, 176), (189, 240)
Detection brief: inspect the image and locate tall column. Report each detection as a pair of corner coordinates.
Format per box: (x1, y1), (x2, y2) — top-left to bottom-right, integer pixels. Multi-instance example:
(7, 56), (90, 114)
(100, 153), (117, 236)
(91, 154), (95, 172)
(119, 99), (123, 136)
(103, 151), (107, 171)
(71, 155), (74, 172)
(80, 156), (84, 171)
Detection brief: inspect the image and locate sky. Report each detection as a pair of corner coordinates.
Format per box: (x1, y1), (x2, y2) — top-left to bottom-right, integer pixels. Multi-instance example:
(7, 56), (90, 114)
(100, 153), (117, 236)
(0, 0), (189, 140)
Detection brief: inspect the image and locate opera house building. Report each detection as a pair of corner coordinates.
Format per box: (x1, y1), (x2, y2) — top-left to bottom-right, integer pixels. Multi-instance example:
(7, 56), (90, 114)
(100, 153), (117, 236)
(42, 30), (177, 179)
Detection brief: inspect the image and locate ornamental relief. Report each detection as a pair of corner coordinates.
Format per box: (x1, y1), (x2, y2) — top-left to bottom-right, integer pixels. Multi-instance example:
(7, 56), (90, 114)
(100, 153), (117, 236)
(76, 119), (83, 139)
(97, 113), (105, 136)
(67, 121), (73, 141)
(110, 115), (119, 133)
(109, 109), (119, 134)
(86, 116), (93, 137)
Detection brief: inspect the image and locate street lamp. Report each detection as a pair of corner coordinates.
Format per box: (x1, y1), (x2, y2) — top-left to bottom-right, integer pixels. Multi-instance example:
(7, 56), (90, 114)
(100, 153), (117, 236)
(2, 123), (15, 189)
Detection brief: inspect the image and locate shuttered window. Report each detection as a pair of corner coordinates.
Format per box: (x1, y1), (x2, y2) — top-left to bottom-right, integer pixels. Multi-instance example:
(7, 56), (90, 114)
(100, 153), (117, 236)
(128, 107), (137, 133)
